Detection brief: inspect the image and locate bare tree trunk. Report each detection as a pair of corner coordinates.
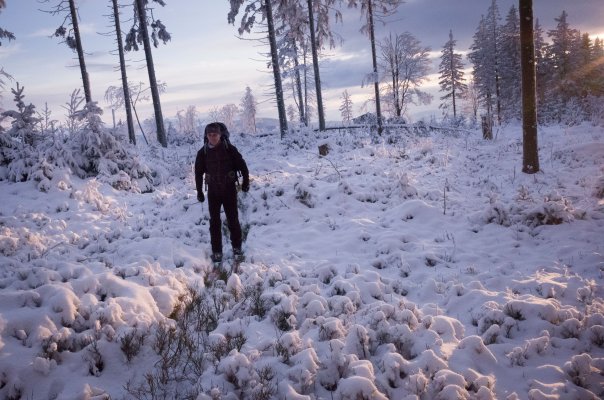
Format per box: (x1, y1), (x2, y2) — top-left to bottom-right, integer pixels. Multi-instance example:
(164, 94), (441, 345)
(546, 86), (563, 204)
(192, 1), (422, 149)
(293, 42), (306, 125)
(303, 49), (309, 126)
(307, 0), (325, 131)
(367, 0), (383, 135)
(520, 0), (539, 173)
(112, 0), (136, 144)
(68, 0), (91, 104)
(265, 0), (288, 138)
(136, 0), (167, 147)
(449, 41), (457, 118)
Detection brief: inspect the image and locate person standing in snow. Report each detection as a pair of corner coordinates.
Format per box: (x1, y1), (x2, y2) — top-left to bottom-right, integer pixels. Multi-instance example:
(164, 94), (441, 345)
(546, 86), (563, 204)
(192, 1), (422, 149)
(195, 122), (249, 263)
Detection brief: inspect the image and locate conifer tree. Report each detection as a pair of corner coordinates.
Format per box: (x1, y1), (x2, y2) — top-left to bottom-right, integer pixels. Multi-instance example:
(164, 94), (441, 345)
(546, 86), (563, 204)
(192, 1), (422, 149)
(2, 83), (40, 147)
(438, 30), (466, 119)
(546, 10), (580, 115)
(468, 0), (502, 126)
(533, 19), (549, 121)
(498, 5), (521, 121)
(339, 89), (353, 123)
(240, 86), (258, 134)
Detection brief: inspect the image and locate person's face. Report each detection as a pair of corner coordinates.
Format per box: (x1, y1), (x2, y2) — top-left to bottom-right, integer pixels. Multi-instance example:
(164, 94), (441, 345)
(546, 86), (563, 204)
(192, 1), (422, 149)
(207, 131), (221, 146)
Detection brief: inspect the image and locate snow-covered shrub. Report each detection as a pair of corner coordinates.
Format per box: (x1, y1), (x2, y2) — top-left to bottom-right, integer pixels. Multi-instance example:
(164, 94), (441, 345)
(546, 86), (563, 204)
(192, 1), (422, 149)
(407, 371), (429, 396)
(482, 202), (511, 226)
(379, 351), (408, 389)
(328, 295), (357, 317)
(559, 318), (582, 339)
(521, 192), (575, 227)
(288, 347), (320, 394)
(344, 324), (371, 359)
(336, 375), (388, 400)
(523, 334), (551, 358)
(507, 346), (526, 366)
(65, 104), (154, 192)
(119, 327), (146, 363)
(83, 340), (105, 377)
(563, 353), (593, 388)
(218, 351), (255, 390)
(275, 331), (302, 363)
(430, 369), (468, 399)
(478, 308), (506, 334)
(2, 94), (153, 192)
(561, 98), (586, 126)
(593, 176), (604, 199)
(271, 294), (297, 332)
(481, 324), (501, 345)
(585, 95), (604, 126)
(457, 336), (496, 360)
(294, 179), (315, 208)
(589, 325), (604, 347)
(463, 368), (495, 396)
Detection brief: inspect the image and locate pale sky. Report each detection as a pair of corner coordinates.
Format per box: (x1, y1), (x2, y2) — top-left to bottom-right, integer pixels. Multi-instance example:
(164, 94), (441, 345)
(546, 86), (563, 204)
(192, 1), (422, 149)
(0, 0), (602, 126)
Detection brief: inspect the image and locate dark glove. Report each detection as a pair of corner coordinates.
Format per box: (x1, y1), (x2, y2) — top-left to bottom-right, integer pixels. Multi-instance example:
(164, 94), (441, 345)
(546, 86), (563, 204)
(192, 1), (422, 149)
(197, 192), (205, 203)
(241, 179), (250, 193)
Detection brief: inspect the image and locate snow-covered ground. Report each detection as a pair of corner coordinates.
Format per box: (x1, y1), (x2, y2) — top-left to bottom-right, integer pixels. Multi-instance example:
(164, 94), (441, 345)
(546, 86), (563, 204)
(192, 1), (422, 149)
(0, 123), (603, 399)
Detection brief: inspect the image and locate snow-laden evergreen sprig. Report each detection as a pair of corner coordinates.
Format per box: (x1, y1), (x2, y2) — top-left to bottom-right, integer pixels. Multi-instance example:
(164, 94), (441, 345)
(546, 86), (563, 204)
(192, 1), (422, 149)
(2, 82), (41, 147)
(0, 83), (42, 182)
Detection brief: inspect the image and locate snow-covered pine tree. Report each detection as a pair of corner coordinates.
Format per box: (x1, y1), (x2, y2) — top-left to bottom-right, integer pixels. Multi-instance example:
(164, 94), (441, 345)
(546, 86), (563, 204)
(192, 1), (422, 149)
(37, 102), (59, 134)
(240, 86), (258, 134)
(62, 101), (154, 192)
(339, 89), (353, 124)
(275, 0), (309, 127)
(468, 0), (502, 128)
(221, 104), (239, 132)
(438, 30), (467, 119)
(544, 10), (580, 121)
(498, 5), (521, 121)
(1, 84), (46, 184)
(533, 18), (550, 123)
(2, 83), (40, 147)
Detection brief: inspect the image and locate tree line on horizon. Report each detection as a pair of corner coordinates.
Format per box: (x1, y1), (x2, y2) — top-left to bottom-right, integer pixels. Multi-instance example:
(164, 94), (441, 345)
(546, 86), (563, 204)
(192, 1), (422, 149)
(1, 0), (603, 147)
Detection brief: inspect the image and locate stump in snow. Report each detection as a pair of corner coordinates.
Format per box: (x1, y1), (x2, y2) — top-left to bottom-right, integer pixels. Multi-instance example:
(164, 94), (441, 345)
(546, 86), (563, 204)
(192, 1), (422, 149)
(318, 143), (330, 156)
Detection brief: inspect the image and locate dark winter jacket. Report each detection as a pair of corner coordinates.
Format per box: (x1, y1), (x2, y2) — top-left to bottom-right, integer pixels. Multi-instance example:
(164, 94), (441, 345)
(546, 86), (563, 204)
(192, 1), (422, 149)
(194, 141), (249, 194)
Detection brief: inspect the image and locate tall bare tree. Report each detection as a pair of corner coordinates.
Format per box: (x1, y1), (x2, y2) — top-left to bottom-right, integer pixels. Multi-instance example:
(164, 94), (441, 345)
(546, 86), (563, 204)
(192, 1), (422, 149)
(347, 0), (403, 135)
(519, 0), (539, 173)
(379, 31), (431, 119)
(45, 0), (92, 103)
(110, 0), (136, 144)
(125, 0), (170, 147)
(229, 0), (288, 138)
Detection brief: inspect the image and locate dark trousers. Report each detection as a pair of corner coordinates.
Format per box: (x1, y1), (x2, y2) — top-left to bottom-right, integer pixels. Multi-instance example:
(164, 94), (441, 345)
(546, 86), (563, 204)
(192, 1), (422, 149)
(208, 183), (242, 254)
